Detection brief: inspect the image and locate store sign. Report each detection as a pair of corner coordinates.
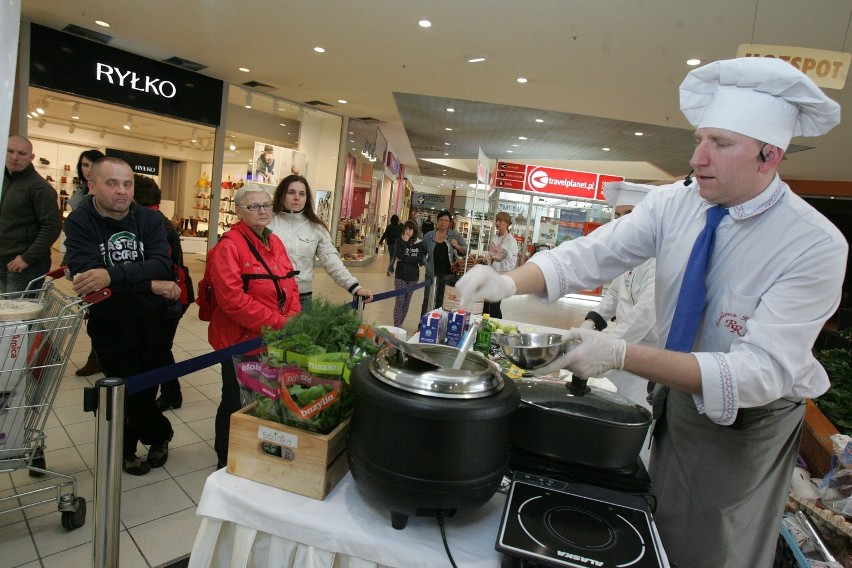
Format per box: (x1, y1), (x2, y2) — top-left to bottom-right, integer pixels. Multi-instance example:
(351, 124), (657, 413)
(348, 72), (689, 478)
(29, 24), (223, 126)
(106, 149), (160, 175)
(737, 44), (851, 89)
(495, 162), (622, 200)
(386, 152), (399, 176)
(413, 192), (448, 208)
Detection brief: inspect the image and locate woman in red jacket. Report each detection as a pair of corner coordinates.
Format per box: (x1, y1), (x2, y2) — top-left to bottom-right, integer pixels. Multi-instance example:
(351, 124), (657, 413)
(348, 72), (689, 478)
(207, 183), (301, 469)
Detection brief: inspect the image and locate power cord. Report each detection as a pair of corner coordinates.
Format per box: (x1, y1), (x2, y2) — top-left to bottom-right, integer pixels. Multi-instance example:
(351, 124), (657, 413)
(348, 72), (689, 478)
(436, 511), (459, 568)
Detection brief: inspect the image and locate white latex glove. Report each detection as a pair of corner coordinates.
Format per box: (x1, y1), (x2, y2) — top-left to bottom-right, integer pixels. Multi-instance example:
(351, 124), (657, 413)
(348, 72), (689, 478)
(537, 327), (626, 379)
(579, 319), (596, 330)
(455, 264), (516, 310)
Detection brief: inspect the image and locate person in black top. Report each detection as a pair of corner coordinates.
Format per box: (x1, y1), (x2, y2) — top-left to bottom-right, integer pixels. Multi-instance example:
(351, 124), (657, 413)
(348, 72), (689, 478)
(392, 220), (425, 327)
(420, 215), (435, 235)
(379, 214), (404, 275)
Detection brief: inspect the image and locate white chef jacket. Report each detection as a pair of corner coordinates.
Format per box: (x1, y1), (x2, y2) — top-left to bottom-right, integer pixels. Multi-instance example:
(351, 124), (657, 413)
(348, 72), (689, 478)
(594, 258), (658, 347)
(530, 176), (847, 425)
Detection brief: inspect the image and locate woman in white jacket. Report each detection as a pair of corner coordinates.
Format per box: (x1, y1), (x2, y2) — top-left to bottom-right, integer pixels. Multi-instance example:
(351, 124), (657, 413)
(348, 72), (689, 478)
(269, 175), (373, 307)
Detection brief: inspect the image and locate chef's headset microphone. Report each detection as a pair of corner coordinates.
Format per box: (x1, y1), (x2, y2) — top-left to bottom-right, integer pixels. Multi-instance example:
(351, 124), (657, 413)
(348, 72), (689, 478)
(684, 144), (767, 187)
(683, 169), (694, 186)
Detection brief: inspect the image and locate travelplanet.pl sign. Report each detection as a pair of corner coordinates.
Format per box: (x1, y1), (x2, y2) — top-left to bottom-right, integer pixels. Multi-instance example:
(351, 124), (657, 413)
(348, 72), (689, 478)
(494, 162), (622, 200)
(95, 63), (177, 98)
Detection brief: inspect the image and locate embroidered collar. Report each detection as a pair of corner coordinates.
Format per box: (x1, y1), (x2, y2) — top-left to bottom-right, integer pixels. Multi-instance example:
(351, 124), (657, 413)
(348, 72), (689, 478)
(726, 175), (785, 221)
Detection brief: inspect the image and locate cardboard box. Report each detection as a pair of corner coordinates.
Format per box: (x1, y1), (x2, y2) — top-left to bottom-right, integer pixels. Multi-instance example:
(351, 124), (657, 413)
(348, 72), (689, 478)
(227, 402), (350, 500)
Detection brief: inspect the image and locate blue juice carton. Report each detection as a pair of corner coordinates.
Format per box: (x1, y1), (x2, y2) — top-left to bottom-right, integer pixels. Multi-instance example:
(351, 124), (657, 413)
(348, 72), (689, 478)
(444, 310), (471, 347)
(419, 311), (445, 344)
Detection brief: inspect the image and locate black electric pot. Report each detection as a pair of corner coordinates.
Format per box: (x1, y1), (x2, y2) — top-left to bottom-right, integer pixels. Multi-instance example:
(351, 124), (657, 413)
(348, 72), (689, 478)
(347, 343), (520, 529)
(511, 376), (652, 471)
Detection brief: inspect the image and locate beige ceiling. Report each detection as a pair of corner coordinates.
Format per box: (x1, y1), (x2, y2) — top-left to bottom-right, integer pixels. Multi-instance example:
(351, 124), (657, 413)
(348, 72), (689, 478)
(18, 0), (852, 191)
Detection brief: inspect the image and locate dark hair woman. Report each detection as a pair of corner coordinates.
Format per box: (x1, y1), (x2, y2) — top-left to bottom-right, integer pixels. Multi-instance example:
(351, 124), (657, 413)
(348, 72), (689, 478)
(392, 220), (425, 328)
(379, 214), (404, 275)
(420, 209), (467, 316)
(69, 149), (106, 377)
(67, 149), (105, 211)
(269, 174), (373, 308)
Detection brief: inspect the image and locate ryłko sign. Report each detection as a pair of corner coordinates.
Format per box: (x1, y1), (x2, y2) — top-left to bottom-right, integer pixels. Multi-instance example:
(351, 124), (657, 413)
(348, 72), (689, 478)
(737, 44), (850, 90)
(494, 162), (623, 201)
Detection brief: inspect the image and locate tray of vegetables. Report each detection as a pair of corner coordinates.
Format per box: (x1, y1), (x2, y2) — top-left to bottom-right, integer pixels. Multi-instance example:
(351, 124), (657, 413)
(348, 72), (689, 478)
(234, 298), (380, 434)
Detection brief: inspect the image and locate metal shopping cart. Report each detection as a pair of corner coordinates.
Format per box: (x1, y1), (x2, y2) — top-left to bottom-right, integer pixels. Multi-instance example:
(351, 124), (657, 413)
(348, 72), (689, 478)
(0, 268), (109, 529)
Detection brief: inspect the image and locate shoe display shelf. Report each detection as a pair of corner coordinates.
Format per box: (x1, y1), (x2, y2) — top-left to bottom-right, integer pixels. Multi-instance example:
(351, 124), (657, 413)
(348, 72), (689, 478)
(35, 162), (77, 212)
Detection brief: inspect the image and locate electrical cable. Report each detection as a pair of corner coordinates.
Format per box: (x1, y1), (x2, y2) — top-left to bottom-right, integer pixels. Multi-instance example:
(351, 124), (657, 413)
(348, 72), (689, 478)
(436, 511), (459, 568)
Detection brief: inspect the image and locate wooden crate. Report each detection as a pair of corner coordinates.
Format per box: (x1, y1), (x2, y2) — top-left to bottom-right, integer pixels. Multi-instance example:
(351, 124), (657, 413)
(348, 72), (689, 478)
(799, 399), (838, 478)
(227, 402), (350, 500)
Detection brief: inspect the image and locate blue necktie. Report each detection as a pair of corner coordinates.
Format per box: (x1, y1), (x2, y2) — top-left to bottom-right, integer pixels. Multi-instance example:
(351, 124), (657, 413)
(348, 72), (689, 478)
(665, 205), (729, 352)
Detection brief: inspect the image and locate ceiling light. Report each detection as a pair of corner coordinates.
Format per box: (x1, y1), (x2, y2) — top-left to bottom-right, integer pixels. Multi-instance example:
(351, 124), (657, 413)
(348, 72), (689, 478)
(95, 20), (110, 27)
(516, 77), (528, 83)
(280, 123), (286, 127)
(123, 115), (132, 130)
(467, 56), (486, 63)
(238, 67), (250, 72)
(418, 20), (432, 28)
(229, 142), (236, 151)
(687, 58), (701, 66)
(445, 127), (453, 131)
(68, 123), (76, 134)
(602, 147), (611, 151)
(634, 132), (644, 136)
(338, 99), (348, 104)
(190, 129), (198, 143)
(443, 152), (449, 156)
(273, 100), (280, 113)
(446, 108), (454, 112)
(506, 150), (513, 153)
(444, 142), (450, 146)
(71, 103), (80, 120)
(535, 118), (544, 123)
(35, 106), (45, 115)
(244, 92), (252, 109)
(314, 47), (325, 53)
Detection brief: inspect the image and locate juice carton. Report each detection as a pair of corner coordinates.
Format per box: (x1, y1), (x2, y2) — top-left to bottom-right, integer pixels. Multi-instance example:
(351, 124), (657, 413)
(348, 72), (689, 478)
(419, 311), (445, 344)
(444, 310), (471, 347)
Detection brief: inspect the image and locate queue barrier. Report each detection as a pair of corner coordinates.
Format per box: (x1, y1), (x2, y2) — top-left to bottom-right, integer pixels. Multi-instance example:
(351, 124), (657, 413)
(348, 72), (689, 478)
(87, 276), (436, 568)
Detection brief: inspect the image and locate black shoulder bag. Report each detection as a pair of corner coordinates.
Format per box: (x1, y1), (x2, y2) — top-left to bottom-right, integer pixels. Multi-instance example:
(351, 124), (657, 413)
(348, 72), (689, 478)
(240, 234), (299, 311)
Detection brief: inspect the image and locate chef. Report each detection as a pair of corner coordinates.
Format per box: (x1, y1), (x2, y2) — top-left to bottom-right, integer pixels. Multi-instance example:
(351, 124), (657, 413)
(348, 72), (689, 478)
(456, 57), (846, 567)
(580, 181), (659, 411)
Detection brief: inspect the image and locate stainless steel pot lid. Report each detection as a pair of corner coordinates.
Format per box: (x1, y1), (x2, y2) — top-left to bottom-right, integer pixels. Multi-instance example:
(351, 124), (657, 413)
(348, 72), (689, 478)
(369, 343), (504, 399)
(515, 378), (652, 426)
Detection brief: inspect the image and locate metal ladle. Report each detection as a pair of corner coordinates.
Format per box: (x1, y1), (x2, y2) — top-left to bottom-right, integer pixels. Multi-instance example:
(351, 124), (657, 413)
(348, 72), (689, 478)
(452, 320), (481, 369)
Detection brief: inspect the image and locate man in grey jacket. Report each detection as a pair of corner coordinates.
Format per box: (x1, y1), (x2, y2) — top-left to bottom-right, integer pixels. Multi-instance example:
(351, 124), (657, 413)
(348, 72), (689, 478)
(0, 135), (61, 293)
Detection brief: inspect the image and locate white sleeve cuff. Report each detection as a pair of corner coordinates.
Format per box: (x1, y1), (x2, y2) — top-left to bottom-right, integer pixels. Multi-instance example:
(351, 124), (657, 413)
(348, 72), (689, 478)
(692, 351), (739, 426)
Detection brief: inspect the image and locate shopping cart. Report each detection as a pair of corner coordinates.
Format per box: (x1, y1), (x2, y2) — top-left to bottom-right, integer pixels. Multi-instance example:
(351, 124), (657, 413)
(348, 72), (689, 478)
(0, 268), (110, 529)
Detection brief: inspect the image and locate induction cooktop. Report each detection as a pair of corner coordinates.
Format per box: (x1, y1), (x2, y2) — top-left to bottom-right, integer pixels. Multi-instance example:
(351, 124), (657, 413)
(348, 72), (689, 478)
(496, 472), (667, 568)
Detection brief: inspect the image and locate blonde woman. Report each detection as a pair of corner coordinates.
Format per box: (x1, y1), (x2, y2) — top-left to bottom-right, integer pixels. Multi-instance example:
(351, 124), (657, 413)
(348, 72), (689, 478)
(484, 211), (519, 318)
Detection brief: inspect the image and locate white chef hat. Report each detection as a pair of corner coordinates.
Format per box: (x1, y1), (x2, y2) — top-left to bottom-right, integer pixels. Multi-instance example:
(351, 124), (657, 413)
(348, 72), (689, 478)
(680, 58), (840, 150)
(602, 181), (656, 208)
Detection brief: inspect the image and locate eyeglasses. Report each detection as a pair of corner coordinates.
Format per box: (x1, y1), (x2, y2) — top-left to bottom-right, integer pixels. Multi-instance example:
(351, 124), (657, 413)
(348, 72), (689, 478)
(239, 203), (273, 212)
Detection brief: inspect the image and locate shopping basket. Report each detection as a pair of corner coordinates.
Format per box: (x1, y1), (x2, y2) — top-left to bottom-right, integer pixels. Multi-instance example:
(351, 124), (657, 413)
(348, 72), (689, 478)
(0, 268), (109, 529)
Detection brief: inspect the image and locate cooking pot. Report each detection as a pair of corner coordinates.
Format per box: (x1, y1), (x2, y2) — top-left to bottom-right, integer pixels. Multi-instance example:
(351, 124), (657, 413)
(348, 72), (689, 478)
(511, 376), (652, 471)
(347, 343), (519, 529)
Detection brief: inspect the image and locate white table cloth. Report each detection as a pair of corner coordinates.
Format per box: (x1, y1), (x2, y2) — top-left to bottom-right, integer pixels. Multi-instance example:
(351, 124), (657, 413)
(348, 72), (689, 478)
(189, 469), (505, 568)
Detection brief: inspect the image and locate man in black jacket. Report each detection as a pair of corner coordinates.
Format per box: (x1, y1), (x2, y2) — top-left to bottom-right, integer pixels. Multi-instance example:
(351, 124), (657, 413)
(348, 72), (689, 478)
(0, 135), (61, 293)
(64, 157), (177, 476)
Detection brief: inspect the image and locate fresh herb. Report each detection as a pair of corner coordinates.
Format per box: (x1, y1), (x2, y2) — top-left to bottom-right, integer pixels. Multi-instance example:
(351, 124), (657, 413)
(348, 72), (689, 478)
(814, 347), (852, 435)
(263, 298), (364, 353)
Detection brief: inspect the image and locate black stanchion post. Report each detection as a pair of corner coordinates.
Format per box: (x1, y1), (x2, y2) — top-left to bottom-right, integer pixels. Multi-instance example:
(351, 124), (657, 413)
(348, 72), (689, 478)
(89, 377), (125, 568)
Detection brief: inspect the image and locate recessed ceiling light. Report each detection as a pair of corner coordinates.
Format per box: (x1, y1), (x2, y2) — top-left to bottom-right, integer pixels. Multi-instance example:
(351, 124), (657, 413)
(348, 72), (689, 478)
(443, 153), (449, 156)
(418, 19), (432, 28)
(123, 115), (132, 130)
(535, 118), (544, 123)
(238, 67), (250, 73)
(95, 20), (110, 28)
(338, 99), (348, 104)
(314, 47), (326, 53)
(444, 142), (450, 146)
(602, 147), (611, 151)
(445, 127), (453, 131)
(634, 132), (643, 136)
(244, 93), (252, 109)
(446, 108), (454, 112)
(71, 103), (80, 120)
(518, 136), (527, 140)
(687, 58), (701, 66)
(35, 107), (45, 115)
(191, 128), (198, 143)
(507, 150), (513, 153)
(280, 123), (287, 127)
(512, 144), (519, 147)
(516, 77), (528, 83)
(467, 56), (486, 63)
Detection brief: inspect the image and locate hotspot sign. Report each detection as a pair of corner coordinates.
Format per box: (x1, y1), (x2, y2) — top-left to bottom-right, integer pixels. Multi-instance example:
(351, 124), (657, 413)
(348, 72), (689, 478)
(495, 162), (621, 200)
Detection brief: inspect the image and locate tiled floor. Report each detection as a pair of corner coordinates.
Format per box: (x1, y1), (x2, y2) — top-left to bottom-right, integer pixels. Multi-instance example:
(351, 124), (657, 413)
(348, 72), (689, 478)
(0, 248), (597, 568)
